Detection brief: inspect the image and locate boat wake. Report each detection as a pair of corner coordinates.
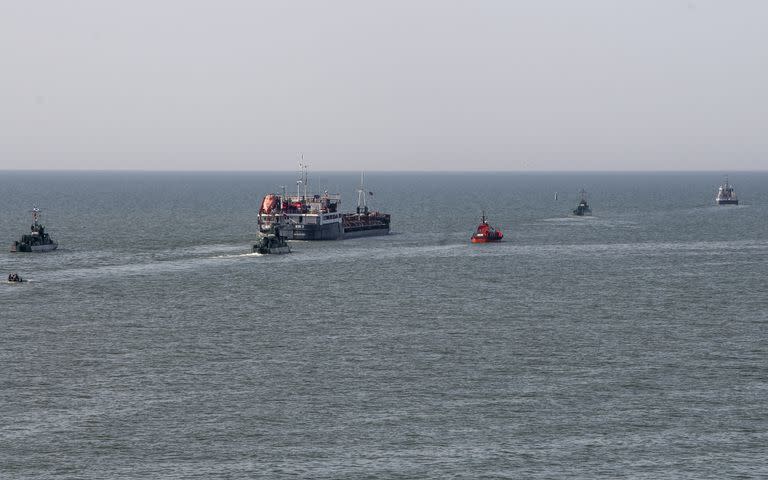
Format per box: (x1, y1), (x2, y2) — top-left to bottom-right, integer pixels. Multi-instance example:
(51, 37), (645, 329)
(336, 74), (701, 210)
(213, 252), (264, 258)
(538, 217), (641, 229)
(541, 216), (596, 223)
(183, 244), (246, 255)
(30, 247), (266, 283)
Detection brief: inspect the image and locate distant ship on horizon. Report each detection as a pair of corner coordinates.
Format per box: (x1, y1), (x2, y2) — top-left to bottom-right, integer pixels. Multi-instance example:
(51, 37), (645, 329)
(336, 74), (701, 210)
(573, 189), (592, 216)
(715, 177), (738, 205)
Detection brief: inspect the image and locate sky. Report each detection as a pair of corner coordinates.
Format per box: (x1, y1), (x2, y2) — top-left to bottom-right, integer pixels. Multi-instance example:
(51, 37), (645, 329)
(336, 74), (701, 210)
(1, 0), (766, 171)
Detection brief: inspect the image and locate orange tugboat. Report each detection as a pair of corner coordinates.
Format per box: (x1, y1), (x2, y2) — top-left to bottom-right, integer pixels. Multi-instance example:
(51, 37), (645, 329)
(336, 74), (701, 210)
(470, 212), (503, 243)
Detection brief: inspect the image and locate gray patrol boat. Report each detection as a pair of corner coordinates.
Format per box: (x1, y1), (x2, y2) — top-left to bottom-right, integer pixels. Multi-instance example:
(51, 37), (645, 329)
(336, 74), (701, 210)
(11, 207), (58, 252)
(573, 190), (592, 216)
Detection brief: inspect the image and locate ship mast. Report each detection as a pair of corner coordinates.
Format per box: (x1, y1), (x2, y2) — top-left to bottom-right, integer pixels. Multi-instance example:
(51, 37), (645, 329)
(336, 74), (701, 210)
(297, 155), (309, 201)
(31, 206), (41, 227)
(356, 172), (368, 214)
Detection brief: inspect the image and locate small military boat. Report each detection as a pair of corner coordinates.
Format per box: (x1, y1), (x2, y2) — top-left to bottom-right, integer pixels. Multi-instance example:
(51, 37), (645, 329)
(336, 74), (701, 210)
(573, 190), (592, 216)
(11, 207), (58, 252)
(253, 225), (291, 254)
(715, 177), (738, 205)
(470, 212), (503, 243)
(6, 272), (26, 283)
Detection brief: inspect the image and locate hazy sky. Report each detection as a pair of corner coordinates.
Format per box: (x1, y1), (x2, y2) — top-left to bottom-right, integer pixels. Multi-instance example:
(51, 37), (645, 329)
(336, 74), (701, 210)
(1, 1), (766, 171)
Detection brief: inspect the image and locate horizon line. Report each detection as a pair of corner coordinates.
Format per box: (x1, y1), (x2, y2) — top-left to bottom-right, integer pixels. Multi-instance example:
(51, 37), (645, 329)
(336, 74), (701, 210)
(1, 168), (766, 174)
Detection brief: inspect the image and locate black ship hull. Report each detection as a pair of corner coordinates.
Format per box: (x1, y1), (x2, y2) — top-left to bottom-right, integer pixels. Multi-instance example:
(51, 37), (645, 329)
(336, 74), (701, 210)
(264, 222), (389, 240)
(263, 215), (391, 240)
(289, 222), (343, 240)
(253, 237), (291, 254)
(716, 199), (738, 205)
(343, 223), (390, 238)
(342, 213), (390, 239)
(573, 207), (592, 216)
(11, 241), (58, 253)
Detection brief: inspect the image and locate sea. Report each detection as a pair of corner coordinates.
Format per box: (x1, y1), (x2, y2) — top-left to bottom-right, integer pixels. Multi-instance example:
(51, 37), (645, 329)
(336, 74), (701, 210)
(1, 171), (767, 479)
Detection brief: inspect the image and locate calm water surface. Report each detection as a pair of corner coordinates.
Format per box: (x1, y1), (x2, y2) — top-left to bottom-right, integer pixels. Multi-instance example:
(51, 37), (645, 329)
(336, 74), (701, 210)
(1, 171), (767, 479)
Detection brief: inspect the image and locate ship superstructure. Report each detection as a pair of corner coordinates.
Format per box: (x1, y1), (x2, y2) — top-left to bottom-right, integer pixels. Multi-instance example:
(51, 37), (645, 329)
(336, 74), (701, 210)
(258, 163), (344, 240)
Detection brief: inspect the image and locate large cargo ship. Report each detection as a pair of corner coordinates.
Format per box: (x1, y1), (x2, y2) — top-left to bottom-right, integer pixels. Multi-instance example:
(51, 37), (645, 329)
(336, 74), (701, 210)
(257, 166), (390, 240)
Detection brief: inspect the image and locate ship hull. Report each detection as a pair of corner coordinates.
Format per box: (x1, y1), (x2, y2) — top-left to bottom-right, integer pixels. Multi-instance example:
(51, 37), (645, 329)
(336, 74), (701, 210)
(258, 212), (344, 240)
(253, 235), (292, 254)
(267, 215), (391, 240)
(288, 222), (343, 240)
(254, 245), (291, 254)
(343, 224), (390, 238)
(716, 199), (738, 205)
(11, 242), (58, 253)
(262, 222), (389, 240)
(471, 237), (502, 243)
(342, 213), (390, 239)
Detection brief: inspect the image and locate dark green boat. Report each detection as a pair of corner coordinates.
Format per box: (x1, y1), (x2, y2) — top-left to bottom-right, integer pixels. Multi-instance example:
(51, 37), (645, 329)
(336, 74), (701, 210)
(573, 190), (592, 216)
(11, 207), (58, 252)
(253, 225), (291, 254)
